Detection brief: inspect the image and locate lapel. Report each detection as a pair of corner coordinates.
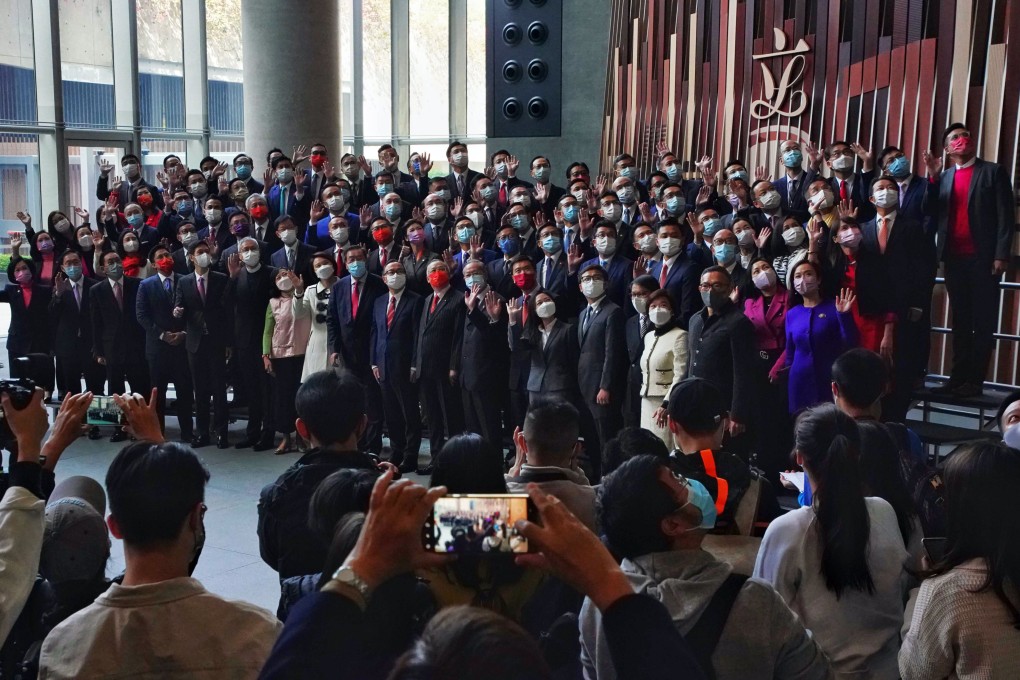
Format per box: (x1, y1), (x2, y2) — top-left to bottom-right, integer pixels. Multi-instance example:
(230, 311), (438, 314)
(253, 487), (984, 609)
(765, 289), (786, 325)
(543, 322), (560, 359)
(427, 292), (448, 328)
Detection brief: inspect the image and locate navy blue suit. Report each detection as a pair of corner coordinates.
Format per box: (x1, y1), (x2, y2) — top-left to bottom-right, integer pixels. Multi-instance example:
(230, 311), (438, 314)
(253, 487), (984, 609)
(266, 182), (311, 233)
(648, 252), (705, 330)
(773, 169), (816, 214)
(370, 290), (423, 466)
(305, 212), (362, 250)
(270, 242), (317, 286)
(581, 255), (633, 312)
(135, 273), (193, 438)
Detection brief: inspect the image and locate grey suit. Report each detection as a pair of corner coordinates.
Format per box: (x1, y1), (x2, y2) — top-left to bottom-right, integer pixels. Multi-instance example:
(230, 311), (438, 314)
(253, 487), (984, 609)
(576, 298), (626, 481)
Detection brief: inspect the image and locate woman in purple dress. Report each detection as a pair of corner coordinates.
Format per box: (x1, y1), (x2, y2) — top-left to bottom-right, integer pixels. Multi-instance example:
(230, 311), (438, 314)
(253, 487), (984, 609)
(783, 260), (859, 414)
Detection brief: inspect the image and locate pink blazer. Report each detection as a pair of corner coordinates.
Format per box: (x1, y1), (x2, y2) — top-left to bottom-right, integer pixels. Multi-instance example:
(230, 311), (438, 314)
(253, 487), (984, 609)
(743, 287), (791, 354)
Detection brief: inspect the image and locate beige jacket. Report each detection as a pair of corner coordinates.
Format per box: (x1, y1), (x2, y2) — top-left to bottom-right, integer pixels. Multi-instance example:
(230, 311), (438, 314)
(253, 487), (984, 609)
(0, 485), (44, 643)
(40, 577), (281, 679)
(639, 326), (689, 399)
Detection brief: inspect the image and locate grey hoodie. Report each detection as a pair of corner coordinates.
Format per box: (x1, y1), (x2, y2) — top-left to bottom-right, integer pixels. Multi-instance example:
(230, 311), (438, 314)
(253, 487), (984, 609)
(579, 549), (833, 680)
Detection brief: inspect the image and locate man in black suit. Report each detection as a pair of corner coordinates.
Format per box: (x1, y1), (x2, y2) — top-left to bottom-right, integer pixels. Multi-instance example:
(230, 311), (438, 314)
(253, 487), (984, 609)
(772, 140), (819, 214)
(625, 276), (659, 427)
(445, 140), (482, 202)
(367, 218), (402, 275)
(932, 123), (1014, 396)
(174, 241), (233, 448)
(875, 146), (938, 226)
(507, 255), (540, 432)
(459, 260), (508, 450)
(535, 224), (570, 299)
(490, 149), (533, 209)
(340, 153), (375, 209)
(686, 266), (758, 451)
(487, 226), (521, 299)
(531, 155), (567, 221)
(171, 221), (199, 276)
(376, 144), (420, 205)
(226, 237), (277, 450)
(232, 153), (263, 195)
(270, 215), (317, 286)
(49, 251), (104, 427)
(369, 184), (414, 227)
(218, 212), (272, 273)
(135, 245), (194, 442)
(90, 251), (148, 442)
(327, 245), (387, 453)
(198, 195), (234, 254)
(95, 152), (165, 210)
(413, 260), (466, 472)
(648, 219), (705, 330)
(370, 261), (423, 473)
(576, 263), (626, 482)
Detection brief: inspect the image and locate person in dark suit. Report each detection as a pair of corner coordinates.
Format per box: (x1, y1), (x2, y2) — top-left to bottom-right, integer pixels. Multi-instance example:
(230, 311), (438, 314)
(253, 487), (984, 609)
(531, 155), (567, 221)
(369, 185), (415, 228)
(508, 290), (579, 404)
(625, 276), (660, 427)
(931, 123), (1014, 396)
(376, 144), (422, 205)
(198, 195), (234, 254)
(370, 261), (423, 473)
(576, 263), (626, 482)
(173, 241), (233, 448)
(270, 215), (317, 286)
(339, 153), (375, 209)
(489, 150), (533, 209)
(232, 153), (263, 195)
(95, 153), (165, 211)
(862, 176), (938, 421)
(686, 266), (758, 451)
(367, 218), (402, 275)
(171, 221), (199, 276)
(218, 212), (272, 273)
(90, 251), (148, 440)
(579, 221), (634, 311)
(327, 245), (387, 453)
(459, 261), (508, 450)
(875, 145), (938, 226)
(422, 192), (455, 254)
(772, 141), (818, 215)
(648, 219), (705, 330)
(266, 157), (311, 230)
(488, 226), (522, 299)
(822, 141), (876, 222)
(225, 237), (277, 450)
(1, 257), (54, 392)
(445, 140), (483, 202)
(401, 221), (441, 296)
(135, 245), (194, 442)
(507, 255), (540, 433)
(535, 224), (570, 300)
(49, 251), (104, 412)
(413, 260), (466, 472)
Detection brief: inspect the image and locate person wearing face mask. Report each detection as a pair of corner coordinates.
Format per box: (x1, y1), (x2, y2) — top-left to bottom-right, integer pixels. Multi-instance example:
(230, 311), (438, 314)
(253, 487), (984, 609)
(117, 230), (148, 278)
(270, 216), (317, 287)
(172, 221), (201, 276)
(399, 220), (440, 294)
(804, 178), (839, 230)
(95, 153), (164, 210)
(531, 224), (568, 301)
(366, 217), (403, 275)
(861, 176), (937, 420)
(0, 257), (54, 394)
(266, 156), (310, 228)
(686, 266), (758, 448)
(729, 217), (760, 271)
(507, 289), (582, 415)
(749, 179), (797, 245)
(996, 391), (1020, 450)
(372, 184), (414, 230)
(23, 224), (59, 285)
(530, 155), (567, 221)
(184, 168), (214, 221)
(623, 275), (660, 428)
(227, 177), (251, 212)
(470, 176), (504, 233)
(657, 149), (706, 212)
(487, 225), (524, 299)
(783, 260), (859, 414)
(822, 141), (874, 220)
(173, 241), (232, 449)
(49, 251), (103, 416)
(225, 237), (278, 451)
(306, 181), (361, 251)
(649, 219), (705, 330)
(611, 176), (642, 230)
(232, 153), (263, 194)
(157, 187), (204, 245)
(42, 210), (78, 258)
(421, 192), (454, 253)
(930, 122), (1013, 398)
(637, 290), (689, 447)
(589, 449), (823, 680)
(135, 245), (195, 443)
(370, 261), (425, 473)
(771, 216), (810, 288)
(489, 149), (533, 208)
(449, 216), (495, 277)
(262, 270), (312, 455)
(244, 193), (279, 250)
(292, 253), (339, 382)
(575, 264), (626, 482)
(459, 260), (508, 449)
(197, 195), (232, 255)
(506, 256), (541, 431)
(612, 153), (651, 202)
(875, 145), (936, 224)
(445, 140), (482, 201)
(577, 221), (634, 311)
(597, 190), (632, 245)
(503, 203), (539, 261)
(71, 225), (99, 278)
(772, 140), (819, 214)
(218, 213), (268, 274)
(708, 228), (750, 299)
(413, 260), (467, 474)
(338, 152), (374, 209)
(631, 222), (662, 267)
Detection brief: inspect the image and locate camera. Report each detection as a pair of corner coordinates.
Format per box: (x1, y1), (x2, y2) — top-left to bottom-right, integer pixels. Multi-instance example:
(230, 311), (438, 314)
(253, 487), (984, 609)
(0, 376), (37, 445)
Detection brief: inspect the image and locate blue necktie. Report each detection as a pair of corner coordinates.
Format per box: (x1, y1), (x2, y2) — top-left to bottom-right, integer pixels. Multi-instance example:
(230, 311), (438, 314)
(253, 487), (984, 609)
(164, 278), (172, 295)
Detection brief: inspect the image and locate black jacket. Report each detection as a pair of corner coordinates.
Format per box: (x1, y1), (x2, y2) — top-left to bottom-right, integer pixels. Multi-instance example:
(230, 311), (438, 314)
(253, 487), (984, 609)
(687, 303), (758, 425)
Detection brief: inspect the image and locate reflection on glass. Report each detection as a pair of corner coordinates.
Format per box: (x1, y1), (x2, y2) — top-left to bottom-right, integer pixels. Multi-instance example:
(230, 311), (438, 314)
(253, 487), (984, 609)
(409, 0), (449, 138)
(363, 0), (392, 139)
(340, 0), (354, 134)
(207, 0), (244, 136)
(0, 0), (38, 124)
(0, 134), (40, 238)
(59, 0), (115, 128)
(466, 0), (486, 136)
(136, 0), (184, 131)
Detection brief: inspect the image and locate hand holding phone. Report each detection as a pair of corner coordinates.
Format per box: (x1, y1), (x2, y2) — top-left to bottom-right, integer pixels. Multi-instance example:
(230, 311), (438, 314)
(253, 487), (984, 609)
(423, 494), (537, 554)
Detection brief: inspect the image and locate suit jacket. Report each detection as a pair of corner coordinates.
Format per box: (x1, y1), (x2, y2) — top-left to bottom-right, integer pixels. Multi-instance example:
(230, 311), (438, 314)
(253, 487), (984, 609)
(773, 170), (817, 214)
(218, 239), (272, 274)
(400, 252), (441, 296)
(95, 175), (165, 211)
(135, 273), (186, 357)
(446, 169), (484, 202)
(513, 319), (578, 393)
(370, 290), (422, 383)
(536, 253), (570, 299)
(228, 265), (278, 351)
(271, 242), (318, 285)
(328, 274), (387, 369)
(494, 176), (533, 208)
(172, 248), (194, 277)
(198, 223), (236, 254)
(861, 213), (936, 313)
(424, 220), (454, 254)
(174, 271), (233, 353)
(827, 171), (875, 221)
(935, 158), (1014, 263)
(648, 253), (705, 330)
(0, 283), (53, 354)
(487, 257), (518, 299)
(743, 287), (791, 354)
(508, 290), (538, 390)
(49, 278), (96, 358)
(306, 212), (362, 250)
(686, 303), (758, 423)
(536, 183), (567, 220)
(266, 183), (312, 231)
(414, 289), (465, 379)
(90, 276), (144, 359)
(577, 299), (626, 410)
(250, 221), (283, 253)
(460, 302), (508, 392)
(581, 255), (633, 311)
(894, 175), (936, 228)
(368, 241), (403, 276)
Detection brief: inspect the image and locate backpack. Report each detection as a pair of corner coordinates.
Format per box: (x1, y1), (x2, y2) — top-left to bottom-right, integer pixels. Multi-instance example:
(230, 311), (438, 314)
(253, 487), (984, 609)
(884, 422), (946, 536)
(685, 574), (749, 679)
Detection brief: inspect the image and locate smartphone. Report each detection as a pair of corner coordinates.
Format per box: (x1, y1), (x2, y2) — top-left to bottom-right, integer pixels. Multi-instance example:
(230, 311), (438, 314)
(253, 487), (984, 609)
(86, 395), (124, 427)
(423, 494), (537, 554)
(922, 537), (948, 564)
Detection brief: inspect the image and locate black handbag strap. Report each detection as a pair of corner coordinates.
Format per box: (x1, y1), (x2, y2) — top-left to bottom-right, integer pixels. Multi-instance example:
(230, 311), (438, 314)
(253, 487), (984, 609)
(685, 573), (749, 680)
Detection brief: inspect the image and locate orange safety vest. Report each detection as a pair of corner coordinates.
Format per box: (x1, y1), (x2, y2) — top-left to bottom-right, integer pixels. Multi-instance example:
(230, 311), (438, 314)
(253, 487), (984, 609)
(699, 449), (728, 515)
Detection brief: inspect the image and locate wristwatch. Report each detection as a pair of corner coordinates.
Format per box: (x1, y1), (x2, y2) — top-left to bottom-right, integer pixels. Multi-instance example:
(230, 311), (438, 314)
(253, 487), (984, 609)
(325, 566), (372, 609)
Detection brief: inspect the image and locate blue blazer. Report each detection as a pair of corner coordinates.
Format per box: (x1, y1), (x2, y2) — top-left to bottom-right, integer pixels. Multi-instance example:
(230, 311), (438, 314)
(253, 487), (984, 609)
(648, 253), (705, 330)
(266, 182), (311, 225)
(327, 273), (387, 367)
(580, 255), (633, 311)
(135, 273), (185, 357)
(305, 212), (362, 251)
(369, 290), (422, 383)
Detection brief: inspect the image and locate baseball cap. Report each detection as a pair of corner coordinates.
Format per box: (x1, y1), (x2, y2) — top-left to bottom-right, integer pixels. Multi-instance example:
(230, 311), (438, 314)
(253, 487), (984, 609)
(41, 476), (110, 584)
(666, 378), (727, 433)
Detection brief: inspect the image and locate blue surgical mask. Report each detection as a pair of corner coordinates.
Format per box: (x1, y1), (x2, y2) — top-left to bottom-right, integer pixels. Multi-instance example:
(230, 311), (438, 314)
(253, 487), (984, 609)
(681, 478), (718, 530)
(510, 214), (528, 231)
(782, 150), (803, 168)
(703, 217), (723, 237)
(480, 186), (497, 201)
(127, 214), (144, 228)
(235, 164), (252, 179)
(728, 170), (749, 184)
(542, 235), (562, 253)
(466, 273), (486, 289)
(377, 183), (393, 197)
(176, 199), (194, 217)
(533, 166), (550, 182)
(714, 243), (737, 265)
(886, 156), (910, 179)
(666, 196), (683, 214)
(347, 260), (366, 279)
(499, 237), (520, 255)
(619, 166), (636, 180)
(1005, 423), (1020, 450)
(63, 265), (82, 282)
(563, 205), (579, 223)
(384, 203), (402, 219)
(664, 163), (680, 181)
(457, 226), (476, 242)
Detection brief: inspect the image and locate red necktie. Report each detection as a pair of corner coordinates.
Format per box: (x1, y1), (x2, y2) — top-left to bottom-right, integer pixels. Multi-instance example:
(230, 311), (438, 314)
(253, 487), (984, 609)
(380, 247), (387, 267)
(430, 293), (439, 313)
(351, 281), (360, 317)
(839, 180), (848, 202)
(498, 182), (507, 206)
(878, 216), (889, 254)
(386, 295), (396, 329)
(113, 281), (123, 310)
(522, 294), (530, 325)
(659, 263), (669, 287)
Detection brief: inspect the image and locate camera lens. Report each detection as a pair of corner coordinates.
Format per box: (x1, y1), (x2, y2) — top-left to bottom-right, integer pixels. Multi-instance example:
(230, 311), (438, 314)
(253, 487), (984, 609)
(527, 59), (547, 81)
(502, 60), (522, 82)
(527, 21), (548, 44)
(527, 97), (548, 119)
(502, 98), (523, 120)
(502, 23), (522, 45)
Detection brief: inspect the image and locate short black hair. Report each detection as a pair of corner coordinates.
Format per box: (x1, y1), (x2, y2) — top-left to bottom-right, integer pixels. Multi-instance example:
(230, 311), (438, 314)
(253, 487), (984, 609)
(148, 245), (171, 263)
(273, 214), (295, 230)
(613, 153), (635, 166)
(272, 155), (293, 170)
(522, 396), (579, 464)
(877, 145), (901, 166)
(509, 253), (534, 269)
(200, 155), (217, 168)
(579, 263), (608, 279)
(602, 427), (670, 476)
(701, 264), (732, 283)
(446, 140), (467, 157)
(942, 122), (968, 144)
(431, 433), (508, 494)
(121, 153), (140, 164)
(600, 455), (676, 558)
(378, 143), (395, 154)
(232, 153), (252, 165)
(162, 154), (180, 167)
(59, 249), (82, 266)
(266, 147), (283, 164)
(490, 149), (511, 164)
(831, 348), (889, 408)
(296, 371), (366, 446)
(631, 274), (659, 292)
(106, 441), (210, 547)
(565, 161), (590, 179)
(307, 468), (376, 542)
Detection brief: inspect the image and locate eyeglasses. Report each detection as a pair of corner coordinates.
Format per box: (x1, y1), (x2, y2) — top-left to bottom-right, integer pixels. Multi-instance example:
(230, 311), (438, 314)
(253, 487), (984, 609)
(580, 276), (604, 284)
(698, 282), (729, 292)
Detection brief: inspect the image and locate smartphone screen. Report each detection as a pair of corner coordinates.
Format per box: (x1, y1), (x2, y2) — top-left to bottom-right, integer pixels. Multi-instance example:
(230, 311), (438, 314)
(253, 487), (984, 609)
(922, 537), (948, 564)
(423, 494), (534, 554)
(86, 395), (124, 427)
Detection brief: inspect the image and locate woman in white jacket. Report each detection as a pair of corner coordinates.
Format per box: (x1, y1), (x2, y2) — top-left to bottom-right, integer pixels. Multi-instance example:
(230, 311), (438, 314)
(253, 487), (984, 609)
(295, 252), (338, 382)
(639, 289), (688, 447)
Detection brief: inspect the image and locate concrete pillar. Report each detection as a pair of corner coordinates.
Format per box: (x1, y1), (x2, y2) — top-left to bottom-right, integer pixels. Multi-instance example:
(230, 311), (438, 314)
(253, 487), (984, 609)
(242, 0), (341, 171)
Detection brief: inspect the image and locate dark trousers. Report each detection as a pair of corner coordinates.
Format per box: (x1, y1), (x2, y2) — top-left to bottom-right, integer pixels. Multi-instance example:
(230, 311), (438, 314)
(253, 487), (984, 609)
(623, 366), (642, 428)
(884, 309), (932, 422)
(944, 256), (1000, 385)
(578, 397), (618, 483)
(189, 342), (228, 437)
(56, 351), (105, 397)
(238, 345), (274, 441)
(381, 375), (422, 464)
(463, 385), (503, 449)
(271, 355), (304, 435)
(147, 347), (194, 439)
(419, 373), (464, 457)
(351, 366), (383, 453)
(104, 356), (150, 397)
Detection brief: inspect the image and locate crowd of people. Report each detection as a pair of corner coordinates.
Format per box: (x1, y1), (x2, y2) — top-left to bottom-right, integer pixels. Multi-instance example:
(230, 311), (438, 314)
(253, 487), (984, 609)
(0, 124), (1018, 678)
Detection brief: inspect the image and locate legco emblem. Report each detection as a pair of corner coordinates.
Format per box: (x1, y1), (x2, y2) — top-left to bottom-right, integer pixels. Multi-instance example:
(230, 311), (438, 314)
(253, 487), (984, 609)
(751, 28), (810, 120)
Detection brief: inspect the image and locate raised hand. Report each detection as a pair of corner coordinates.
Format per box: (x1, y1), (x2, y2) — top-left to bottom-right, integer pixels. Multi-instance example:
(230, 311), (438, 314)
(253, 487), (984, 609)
(484, 289), (502, 319)
(534, 209), (548, 229)
(586, 187), (599, 210)
(287, 270), (304, 293)
(655, 140), (671, 159)
(310, 199), (327, 222)
(469, 234), (483, 258)
(484, 165), (496, 180)
(54, 271), (70, 296)
(91, 230), (105, 251)
(921, 149), (943, 178)
(837, 199), (858, 219)
(213, 161), (229, 178)
(696, 184), (712, 205)
(226, 252), (242, 277)
(451, 196), (464, 217)
(411, 206), (424, 223)
(553, 206), (564, 225)
(593, 174), (608, 196)
(73, 206), (89, 223)
(321, 159), (336, 180)
(686, 212), (704, 241)
(9, 232), (23, 253)
(806, 216), (825, 248)
(294, 168), (308, 189)
(754, 226), (772, 249)
(442, 248), (457, 272)
(507, 154), (520, 177)
(506, 297), (523, 324)
(464, 287), (480, 312)
(263, 166), (275, 189)
(292, 144), (310, 166)
(835, 287), (856, 313)
(109, 176), (123, 194)
(534, 181), (548, 204)
(849, 142), (873, 170)
(632, 255), (649, 279)
(419, 152), (433, 176)
(16, 211), (30, 228)
(754, 165), (771, 181)
(638, 201), (654, 223)
(359, 204), (372, 227)
(98, 157), (115, 175)
(358, 154), (373, 175)
(804, 140), (823, 169)
(218, 176), (229, 194)
(156, 169), (170, 188)
(566, 242), (585, 273)
(577, 208), (593, 238)
(696, 155), (713, 173)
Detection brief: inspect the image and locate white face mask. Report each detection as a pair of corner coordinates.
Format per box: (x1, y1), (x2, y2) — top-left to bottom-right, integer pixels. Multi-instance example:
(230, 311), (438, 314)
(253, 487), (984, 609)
(315, 264), (335, 280)
(632, 296), (649, 315)
(511, 193), (532, 207)
(466, 211), (482, 228)
(326, 196), (347, 213)
(649, 306), (672, 327)
(386, 273), (407, 291)
(810, 189), (834, 210)
(54, 218), (72, 234)
(752, 268), (776, 290)
(427, 204), (446, 221)
(181, 232), (198, 246)
(595, 236), (617, 256)
(123, 239), (139, 253)
(782, 226), (806, 247)
(735, 229), (756, 247)
(616, 186), (635, 203)
(637, 234), (657, 254)
(601, 204), (622, 222)
(758, 190), (781, 211)
(451, 151), (467, 166)
(240, 249), (260, 267)
(280, 229), (297, 246)
(831, 154), (855, 171)
(658, 237), (681, 257)
(194, 253), (211, 269)
(276, 277), (294, 292)
(571, 190), (587, 202)
(536, 300), (556, 319)
(873, 188), (898, 209)
(330, 226), (349, 244)
(206, 209), (222, 224)
(78, 235), (94, 248)
(581, 278), (605, 299)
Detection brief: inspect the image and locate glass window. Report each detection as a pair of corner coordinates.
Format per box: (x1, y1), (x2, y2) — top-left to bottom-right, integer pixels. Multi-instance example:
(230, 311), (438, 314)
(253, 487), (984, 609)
(362, 0), (392, 139)
(0, 0), (37, 124)
(466, 0), (486, 136)
(408, 0), (449, 139)
(206, 0), (243, 136)
(0, 134), (39, 241)
(340, 0), (353, 136)
(140, 136), (187, 186)
(59, 0), (115, 129)
(136, 0), (185, 132)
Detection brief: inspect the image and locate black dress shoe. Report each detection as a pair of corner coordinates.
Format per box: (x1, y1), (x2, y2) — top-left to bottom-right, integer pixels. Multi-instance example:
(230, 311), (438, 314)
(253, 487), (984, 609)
(253, 436), (276, 452)
(110, 429), (128, 443)
(87, 426), (102, 441)
(234, 438), (257, 450)
(397, 461), (418, 474)
(416, 463), (434, 476)
(191, 435), (210, 448)
(216, 435), (230, 449)
(954, 382), (983, 398)
(932, 380), (964, 395)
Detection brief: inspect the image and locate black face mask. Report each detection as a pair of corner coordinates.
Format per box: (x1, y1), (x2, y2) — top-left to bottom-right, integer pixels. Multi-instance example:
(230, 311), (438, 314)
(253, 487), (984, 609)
(701, 289), (730, 311)
(187, 513), (206, 576)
